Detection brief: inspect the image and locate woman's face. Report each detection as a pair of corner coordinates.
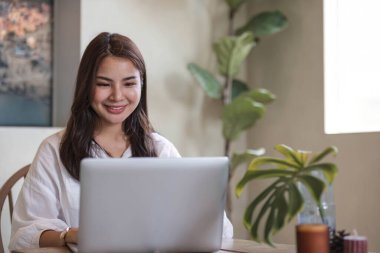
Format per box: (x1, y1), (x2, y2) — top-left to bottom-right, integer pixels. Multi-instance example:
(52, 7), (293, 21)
(91, 55), (142, 128)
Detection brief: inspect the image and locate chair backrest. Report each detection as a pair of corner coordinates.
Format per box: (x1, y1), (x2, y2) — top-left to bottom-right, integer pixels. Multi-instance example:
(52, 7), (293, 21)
(0, 164), (30, 253)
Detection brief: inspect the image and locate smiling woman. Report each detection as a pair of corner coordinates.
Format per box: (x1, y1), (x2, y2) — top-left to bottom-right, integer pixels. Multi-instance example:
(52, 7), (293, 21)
(91, 56), (142, 128)
(91, 56), (143, 158)
(8, 32), (234, 252)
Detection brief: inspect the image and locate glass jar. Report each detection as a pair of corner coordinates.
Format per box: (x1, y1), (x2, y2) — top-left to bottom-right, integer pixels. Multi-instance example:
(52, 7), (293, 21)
(297, 171), (336, 238)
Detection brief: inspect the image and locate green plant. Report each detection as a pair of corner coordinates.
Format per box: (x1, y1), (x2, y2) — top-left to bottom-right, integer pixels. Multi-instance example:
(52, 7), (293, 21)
(235, 144), (338, 245)
(187, 0), (288, 212)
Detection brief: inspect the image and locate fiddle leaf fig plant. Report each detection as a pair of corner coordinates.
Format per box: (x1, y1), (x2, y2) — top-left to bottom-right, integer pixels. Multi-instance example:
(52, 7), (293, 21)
(187, 0), (288, 213)
(213, 32), (255, 78)
(235, 144), (338, 245)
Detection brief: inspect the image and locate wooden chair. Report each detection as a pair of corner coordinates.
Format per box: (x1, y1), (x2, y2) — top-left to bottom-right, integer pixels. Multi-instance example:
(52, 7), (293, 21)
(0, 164), (30, 253)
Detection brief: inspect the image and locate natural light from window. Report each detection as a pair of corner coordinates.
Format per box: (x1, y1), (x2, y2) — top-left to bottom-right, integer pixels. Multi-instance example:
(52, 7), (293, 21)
(324, 0), (380, 134)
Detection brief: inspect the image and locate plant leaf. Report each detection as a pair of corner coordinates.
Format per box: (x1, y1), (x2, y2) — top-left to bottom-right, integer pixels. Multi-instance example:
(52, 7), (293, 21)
(297, 150), (311, 165)
(236, 169), (294, 197)
(231, 148), (265, 171)
(299, 175), (326, 204)
(264, 208), (275, 246)
(249, 157), (300, 171)
(249, 181), (288, 244)
(236, 11), (288, 37)
(287, 183), (304, 220)
(273, 193), (288, 233)
(213, 32), (255, 78)
(250, 190), (276, 241)
(240, 144), (338, 245)
(222, 97), (264, 141)
(309, 146), (338, 164)
(303, 163), (338, 184)
(187, 63), (222, 99)
(239, 88), (276, 104)
(232, 79), (249, 100)
(274, 144), (303, 166)
(242, 179), (280, 230)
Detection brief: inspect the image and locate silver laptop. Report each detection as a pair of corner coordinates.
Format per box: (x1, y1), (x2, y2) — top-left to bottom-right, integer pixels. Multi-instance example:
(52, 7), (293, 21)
(77, 157), (229, 253)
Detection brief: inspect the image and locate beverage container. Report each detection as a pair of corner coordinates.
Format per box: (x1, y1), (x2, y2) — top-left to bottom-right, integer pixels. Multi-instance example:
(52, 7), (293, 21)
(296, 224), (330, 253)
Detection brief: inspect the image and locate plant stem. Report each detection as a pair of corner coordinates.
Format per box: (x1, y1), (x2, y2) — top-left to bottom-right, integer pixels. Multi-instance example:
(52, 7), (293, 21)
(223, 75), (233, 105)
(223, 74), (232, 157)
(224, 139), (230, 157)
(224, 5), (236, 220)
(318, 202), (328, 225)
(228, 9), (235, 36)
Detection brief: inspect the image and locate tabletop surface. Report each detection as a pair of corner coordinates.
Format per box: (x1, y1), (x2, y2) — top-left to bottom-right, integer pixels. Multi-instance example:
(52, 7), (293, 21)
(13, 239), (296, 253)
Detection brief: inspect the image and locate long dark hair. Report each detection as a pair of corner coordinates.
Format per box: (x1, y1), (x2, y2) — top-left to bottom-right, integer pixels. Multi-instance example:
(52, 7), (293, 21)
(60, 32), (157, 180)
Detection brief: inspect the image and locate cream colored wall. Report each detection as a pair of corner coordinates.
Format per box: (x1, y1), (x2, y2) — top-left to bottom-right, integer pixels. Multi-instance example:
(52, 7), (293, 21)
(0, 127), (61, 252)
(80, 0), (251, 239)
(53, 0), (81, 126)
(246, 0), (380, 251)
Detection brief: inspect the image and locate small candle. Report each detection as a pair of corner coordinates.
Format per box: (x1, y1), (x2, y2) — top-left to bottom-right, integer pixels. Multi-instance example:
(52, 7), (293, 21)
(344, 234), (368, 253)
(296, 224), (329, 253)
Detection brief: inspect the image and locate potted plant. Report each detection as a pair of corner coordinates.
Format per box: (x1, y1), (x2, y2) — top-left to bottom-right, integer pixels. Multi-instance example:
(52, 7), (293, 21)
(235, 144), (338, 245)
(187, 0), (288, 214)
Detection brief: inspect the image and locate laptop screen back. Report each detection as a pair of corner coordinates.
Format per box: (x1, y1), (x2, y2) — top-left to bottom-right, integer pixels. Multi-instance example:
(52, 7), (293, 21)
(78, 157), (229, 253)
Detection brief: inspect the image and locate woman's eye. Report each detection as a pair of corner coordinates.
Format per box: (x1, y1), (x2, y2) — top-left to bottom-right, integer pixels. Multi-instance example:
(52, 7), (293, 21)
(124, 82), (136, 87)
(96, 83), (110, 87)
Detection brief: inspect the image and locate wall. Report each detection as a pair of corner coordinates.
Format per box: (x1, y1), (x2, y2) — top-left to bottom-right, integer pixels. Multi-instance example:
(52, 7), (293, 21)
(80, 0), (251, 238)
(0, 127), (61, 252)
(53, 0), (81, 126)
(246, 0), (380, 251)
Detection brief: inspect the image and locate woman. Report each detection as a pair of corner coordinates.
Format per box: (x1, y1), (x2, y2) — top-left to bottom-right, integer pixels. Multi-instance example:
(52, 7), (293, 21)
(9, 32), (233, 251)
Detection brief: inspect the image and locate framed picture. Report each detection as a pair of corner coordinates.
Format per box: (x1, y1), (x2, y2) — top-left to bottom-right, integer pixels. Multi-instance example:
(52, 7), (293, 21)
(0, 0), (53, 126)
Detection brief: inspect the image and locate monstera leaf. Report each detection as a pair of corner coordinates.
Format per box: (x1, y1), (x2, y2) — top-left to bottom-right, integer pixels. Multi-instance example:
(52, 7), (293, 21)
(213, 32), (255, 78)
(231, 148), (265, 172)
(237, 11), (288, 37)
(187, 63), (222, 99)
(236, 145), (338, 245)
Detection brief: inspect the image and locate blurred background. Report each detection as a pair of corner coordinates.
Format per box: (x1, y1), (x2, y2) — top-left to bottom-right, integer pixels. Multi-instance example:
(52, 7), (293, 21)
(1, 0), (380, 252)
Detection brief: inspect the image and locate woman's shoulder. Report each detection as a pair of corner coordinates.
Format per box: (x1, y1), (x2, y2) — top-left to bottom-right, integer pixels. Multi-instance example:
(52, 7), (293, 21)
(33, 129), (66, 158)
(151, 132), (181, 157)
(39, 129), (65, 148)
(27, 129), (67, 184)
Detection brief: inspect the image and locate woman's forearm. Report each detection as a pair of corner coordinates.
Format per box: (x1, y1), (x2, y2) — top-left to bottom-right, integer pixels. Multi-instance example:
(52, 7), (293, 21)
(39, 228), (78, 247)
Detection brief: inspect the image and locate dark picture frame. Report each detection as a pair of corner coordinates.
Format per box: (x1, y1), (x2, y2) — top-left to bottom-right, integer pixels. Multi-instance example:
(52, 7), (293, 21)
(0, 0), (53, 126)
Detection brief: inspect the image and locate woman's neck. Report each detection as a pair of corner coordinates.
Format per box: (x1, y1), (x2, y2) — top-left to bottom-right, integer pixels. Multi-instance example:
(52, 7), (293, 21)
(93, 124), (125, 141)
(93, 124), (129, 157)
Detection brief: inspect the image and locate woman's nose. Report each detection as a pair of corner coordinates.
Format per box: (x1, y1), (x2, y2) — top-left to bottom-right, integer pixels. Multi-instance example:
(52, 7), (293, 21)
(110, 85), (123, 101)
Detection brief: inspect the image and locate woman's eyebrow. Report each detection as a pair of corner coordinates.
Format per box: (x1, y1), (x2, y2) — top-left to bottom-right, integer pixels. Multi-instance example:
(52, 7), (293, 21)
(96, 76), (137, 81)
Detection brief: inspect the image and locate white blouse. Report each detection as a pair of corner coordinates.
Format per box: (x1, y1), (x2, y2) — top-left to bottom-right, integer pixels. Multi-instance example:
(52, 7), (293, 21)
(9, 130), (233, 251)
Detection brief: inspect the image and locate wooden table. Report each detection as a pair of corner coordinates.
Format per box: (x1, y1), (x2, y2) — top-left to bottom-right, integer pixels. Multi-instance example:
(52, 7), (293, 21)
(221, 239), (295, 253)
(15, 239), (296, 253)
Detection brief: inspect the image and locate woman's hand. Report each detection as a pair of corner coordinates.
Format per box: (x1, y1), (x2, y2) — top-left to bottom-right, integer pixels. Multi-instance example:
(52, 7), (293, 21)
(65, 227), (78, 244)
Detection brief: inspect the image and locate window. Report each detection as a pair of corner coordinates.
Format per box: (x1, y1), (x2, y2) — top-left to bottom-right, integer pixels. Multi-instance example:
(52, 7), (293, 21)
(324, 0), (380, 134)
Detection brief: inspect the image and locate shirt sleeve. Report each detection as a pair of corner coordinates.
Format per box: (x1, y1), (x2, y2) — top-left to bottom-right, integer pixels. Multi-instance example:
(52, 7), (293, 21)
(9, 137), (68, 251)
(222, 212), (234, 238)
(152, 133), (181, 158)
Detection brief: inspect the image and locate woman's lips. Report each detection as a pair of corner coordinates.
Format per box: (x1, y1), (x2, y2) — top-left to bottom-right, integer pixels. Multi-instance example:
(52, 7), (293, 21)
(104, 105), (127, 114)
